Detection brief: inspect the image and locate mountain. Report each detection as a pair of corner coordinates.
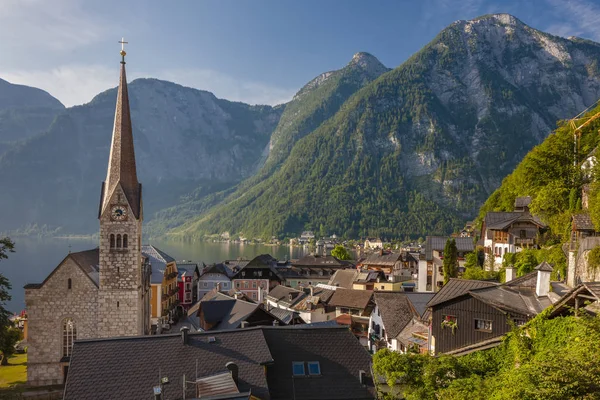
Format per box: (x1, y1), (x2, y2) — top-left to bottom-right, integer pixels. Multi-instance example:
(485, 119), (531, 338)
(0, 78), (64, 154)
(168, 14), (600, 240)
(146, 52), (389, 234)
(0, 78), (282, 235)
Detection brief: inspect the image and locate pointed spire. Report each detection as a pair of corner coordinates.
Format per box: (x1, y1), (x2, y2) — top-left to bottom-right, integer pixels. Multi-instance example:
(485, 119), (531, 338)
(100, 42), (141, 219)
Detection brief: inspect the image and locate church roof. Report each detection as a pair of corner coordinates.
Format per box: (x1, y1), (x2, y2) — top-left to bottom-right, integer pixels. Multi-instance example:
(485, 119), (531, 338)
(24, 248), (100, 289)
(99, 58), (142, 219)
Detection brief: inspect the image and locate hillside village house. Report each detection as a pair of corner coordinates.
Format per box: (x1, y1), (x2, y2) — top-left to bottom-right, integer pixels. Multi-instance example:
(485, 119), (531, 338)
(231, 254), (283, 302)
(426, 263), (559, 355)
(360, 250), (418, 282)
(329, 289), (374, 346)
(141, 245), (177, 328)
(364, 238), (384, 250)
(177, 262), (200, 302)
(197, 263), (236, 300)
(368, 292), (434, 354)
(266, 285), (336, 324)
(192, 290), (283, 331)
(417, 236), (474, 292)
(481, 196), (547, 268)
(279, 254), (352, 288)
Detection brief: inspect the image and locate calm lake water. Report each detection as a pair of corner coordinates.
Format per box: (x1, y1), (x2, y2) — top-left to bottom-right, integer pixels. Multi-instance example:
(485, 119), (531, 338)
(2, 238), (310, 313)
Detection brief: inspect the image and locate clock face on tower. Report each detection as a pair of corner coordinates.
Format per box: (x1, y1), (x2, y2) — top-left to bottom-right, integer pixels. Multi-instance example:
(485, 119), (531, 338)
(111, 205), (127, 221)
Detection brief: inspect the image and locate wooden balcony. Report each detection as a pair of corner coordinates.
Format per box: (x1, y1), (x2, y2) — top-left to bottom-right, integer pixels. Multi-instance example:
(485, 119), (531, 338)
(515, 238), (535, 245)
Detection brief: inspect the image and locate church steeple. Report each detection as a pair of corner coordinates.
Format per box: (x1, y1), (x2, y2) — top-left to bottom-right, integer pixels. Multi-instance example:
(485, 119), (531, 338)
(99, 39), (142, 219)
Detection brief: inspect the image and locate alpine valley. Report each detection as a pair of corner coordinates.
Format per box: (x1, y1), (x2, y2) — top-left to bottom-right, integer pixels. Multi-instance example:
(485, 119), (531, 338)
(3, 13), (600, 239)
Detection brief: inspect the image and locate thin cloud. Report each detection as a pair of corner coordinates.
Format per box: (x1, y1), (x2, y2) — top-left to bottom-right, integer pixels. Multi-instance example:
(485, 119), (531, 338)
(0, 0), (110, 53)
(3, 65), (296, 107)
(544, 0), (600, 40)
(153, 68), (295, 106)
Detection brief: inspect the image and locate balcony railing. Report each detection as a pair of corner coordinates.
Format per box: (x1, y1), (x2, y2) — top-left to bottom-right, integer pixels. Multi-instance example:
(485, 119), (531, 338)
(515, 238), (535, 245)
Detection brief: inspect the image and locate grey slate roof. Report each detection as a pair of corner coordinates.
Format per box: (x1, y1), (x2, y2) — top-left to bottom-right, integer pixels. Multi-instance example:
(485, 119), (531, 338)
(514, 196), (532, 208)
(142, 245), (176, 284)
(425, 236), (474, 261)
(69, 248), (100, 286)
(469, 285), (552, 316)
(262, 327), (376, 400)
(64, 328), (273, 400)
(329, 289), (373, 310)
(266, 285), (303, 307)
(483, 211), (546, 231)
(427, 279), (498, 307)
(374, 292), (418, 338)
(328, 269), (359, 288)
(199, 294), (260, 330)
(64, 326), (375, 400)
(267, 307), (299, 325)
(573, 213), (595, 231)
(363, 252), (402, 266)
(535, 261), (554, 272)
(291, 254), (348, 268)
(25, 248), (101, 289)
(403, 292), (436, 317)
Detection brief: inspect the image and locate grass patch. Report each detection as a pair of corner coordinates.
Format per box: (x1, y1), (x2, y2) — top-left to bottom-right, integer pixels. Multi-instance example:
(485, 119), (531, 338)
(0, 353), (27, 388)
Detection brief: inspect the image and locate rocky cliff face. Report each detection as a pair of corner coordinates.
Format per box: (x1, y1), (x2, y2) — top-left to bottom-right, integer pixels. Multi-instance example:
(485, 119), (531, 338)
(0, 79), (282, 234)
(169, 14), (600, 239)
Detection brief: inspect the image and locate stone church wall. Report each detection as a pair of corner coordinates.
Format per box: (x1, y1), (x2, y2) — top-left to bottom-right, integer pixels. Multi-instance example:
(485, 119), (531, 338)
(25, 258), (98, 386)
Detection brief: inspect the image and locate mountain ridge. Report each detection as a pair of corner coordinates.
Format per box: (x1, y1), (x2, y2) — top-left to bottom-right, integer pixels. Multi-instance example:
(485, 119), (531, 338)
(164, 13), (600, 240)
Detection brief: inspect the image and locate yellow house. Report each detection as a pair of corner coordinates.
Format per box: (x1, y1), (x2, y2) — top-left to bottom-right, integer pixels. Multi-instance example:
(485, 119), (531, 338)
(142, 245), (177, 327)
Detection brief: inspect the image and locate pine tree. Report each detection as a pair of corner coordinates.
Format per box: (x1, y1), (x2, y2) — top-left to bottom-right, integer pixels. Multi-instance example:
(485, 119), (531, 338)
(443, 238), (458, 284)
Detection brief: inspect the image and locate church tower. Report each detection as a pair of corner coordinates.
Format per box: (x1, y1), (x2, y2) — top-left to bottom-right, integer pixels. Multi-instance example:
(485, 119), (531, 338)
(98, 42), (150, 337)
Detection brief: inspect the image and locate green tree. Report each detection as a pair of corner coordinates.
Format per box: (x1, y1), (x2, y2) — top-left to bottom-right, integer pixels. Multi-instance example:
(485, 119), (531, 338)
(331, 245), (352, 260)
(0, 237), (15, 332)
(443, 238), (458, 284)
(0, 237), (16, 366)
(0, 326), (21, 365)
(514, 250), (538, 277)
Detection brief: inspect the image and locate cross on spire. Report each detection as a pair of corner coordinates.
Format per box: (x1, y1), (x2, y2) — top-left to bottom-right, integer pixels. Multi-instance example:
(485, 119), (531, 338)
(119, 37), (128, 63)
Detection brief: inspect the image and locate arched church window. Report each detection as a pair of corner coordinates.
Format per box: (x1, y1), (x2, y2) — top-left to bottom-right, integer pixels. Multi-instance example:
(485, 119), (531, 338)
(116, 234), (122, 248)
(123, 234), (128, 248)
(62, 318), (76, 357)
(67, 278), (72, 290)
(110, 234), (115, 248)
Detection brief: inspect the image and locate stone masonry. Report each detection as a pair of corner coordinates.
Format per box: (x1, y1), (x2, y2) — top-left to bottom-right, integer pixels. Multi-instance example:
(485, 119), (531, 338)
(98, 185), (145, 338)
(25, 258), (99, 386)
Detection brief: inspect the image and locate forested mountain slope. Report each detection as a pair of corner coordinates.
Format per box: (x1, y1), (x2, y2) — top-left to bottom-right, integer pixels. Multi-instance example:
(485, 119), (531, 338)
(147, 52), (389, 234)
(169, 14), (600, 239)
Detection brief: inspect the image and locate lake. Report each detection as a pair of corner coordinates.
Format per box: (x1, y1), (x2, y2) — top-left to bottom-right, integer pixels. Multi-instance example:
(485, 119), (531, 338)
(2, 238), (311, 313)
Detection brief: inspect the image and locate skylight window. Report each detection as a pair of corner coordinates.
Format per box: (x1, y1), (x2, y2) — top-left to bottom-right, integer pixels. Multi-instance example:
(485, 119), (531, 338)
(292, 362), (305, 376)
(307, 362), (321, 375)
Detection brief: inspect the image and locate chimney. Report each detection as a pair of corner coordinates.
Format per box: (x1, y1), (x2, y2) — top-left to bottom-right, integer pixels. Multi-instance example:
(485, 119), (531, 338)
(234, 292), (240, 300)
(309, 286), (314, 297)
(505, 264), (515, 282)
(288, 293), (293, 302)
(359, 370), (366, 386)
(273, 320), (279, 326)
(535, 262), (553, 297)
(180, 326), (190, 345)
(240, 321), (249, 329)
(216, 282), (221, 292)
(226, 362), (239, 386)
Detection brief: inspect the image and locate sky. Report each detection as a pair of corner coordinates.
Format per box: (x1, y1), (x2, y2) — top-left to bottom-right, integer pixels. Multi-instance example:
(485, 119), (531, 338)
(2, 0), (600, 107)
